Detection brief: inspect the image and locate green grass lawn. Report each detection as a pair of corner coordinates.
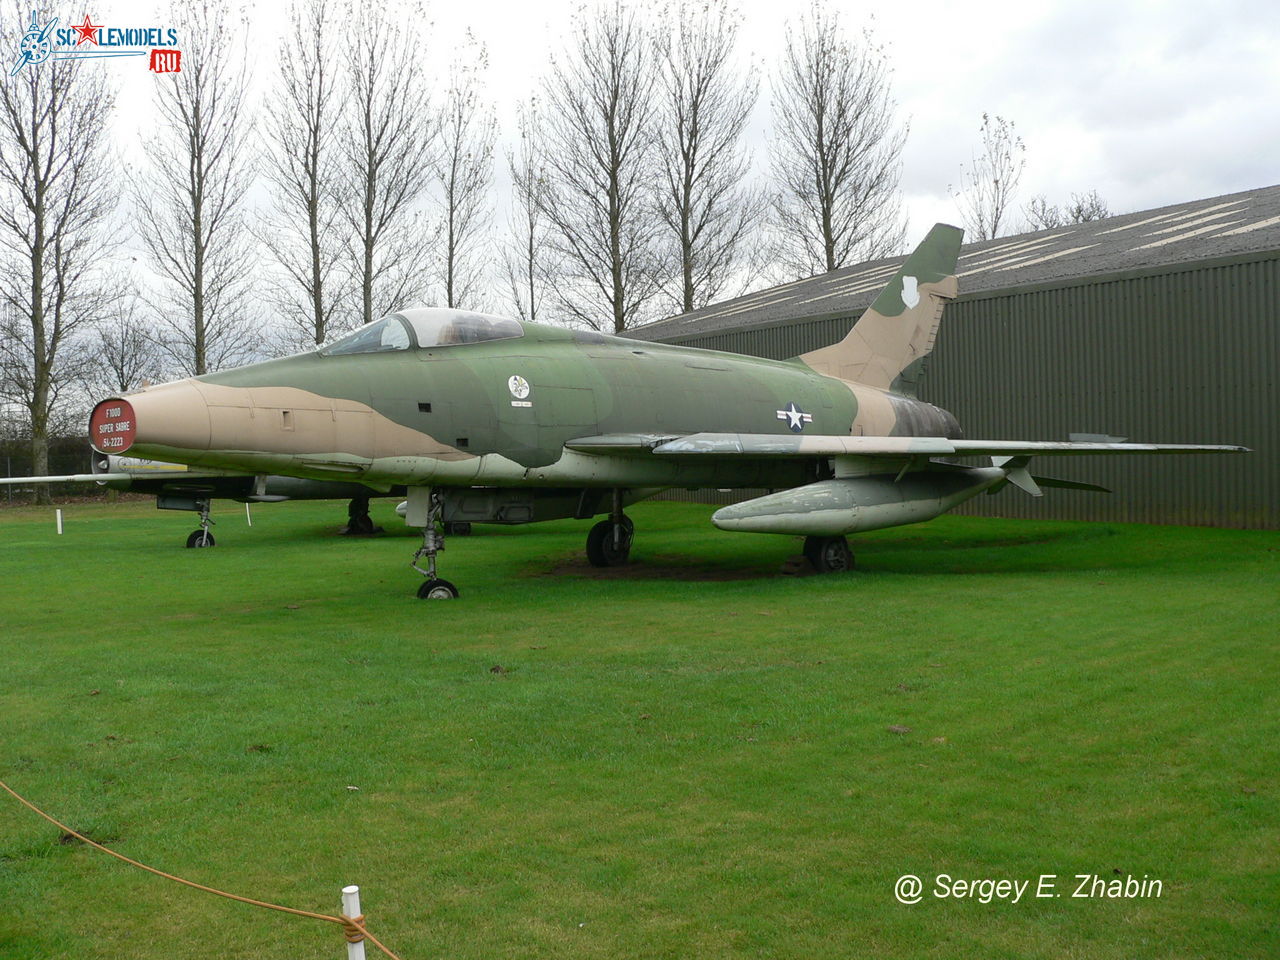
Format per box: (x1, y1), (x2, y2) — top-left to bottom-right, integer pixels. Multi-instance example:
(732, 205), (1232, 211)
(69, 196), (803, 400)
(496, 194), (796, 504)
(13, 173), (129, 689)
(0, 498), (1276, 959)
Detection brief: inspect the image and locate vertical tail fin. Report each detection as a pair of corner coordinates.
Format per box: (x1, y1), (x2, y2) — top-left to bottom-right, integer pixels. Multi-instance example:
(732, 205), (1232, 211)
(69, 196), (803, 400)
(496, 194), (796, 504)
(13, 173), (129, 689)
(796, 223), (963, 397)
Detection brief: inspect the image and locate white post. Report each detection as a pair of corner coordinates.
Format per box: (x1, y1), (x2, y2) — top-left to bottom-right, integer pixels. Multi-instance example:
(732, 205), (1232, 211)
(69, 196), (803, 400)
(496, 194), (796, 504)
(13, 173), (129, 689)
(341, 884), (366, 960)
(245, 502), (253, 527)
(55, 509), (63, 535)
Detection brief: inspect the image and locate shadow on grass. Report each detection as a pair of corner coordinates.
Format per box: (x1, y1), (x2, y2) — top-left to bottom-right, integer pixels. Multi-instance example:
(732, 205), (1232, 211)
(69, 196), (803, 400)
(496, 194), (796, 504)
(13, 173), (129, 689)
(528, 525), (1149, 582)
(533, 554), (795, 581)
(278, 506), (1229, 584)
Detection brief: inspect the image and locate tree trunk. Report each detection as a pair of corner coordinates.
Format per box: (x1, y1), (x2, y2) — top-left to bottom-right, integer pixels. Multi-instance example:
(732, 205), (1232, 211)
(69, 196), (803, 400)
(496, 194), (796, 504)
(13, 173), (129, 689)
(681, 190), (694, 313)
(309, 171), (325, 344)
(193, 209), (206, 375)
(31, 184), (49, 504)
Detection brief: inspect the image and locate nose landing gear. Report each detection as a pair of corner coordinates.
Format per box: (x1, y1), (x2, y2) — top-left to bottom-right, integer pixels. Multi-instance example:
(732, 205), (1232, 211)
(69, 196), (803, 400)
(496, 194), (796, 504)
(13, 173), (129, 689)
(185, 499), (216, 548)
(411, 490), (458, 599)
(342, 496), (382, 535)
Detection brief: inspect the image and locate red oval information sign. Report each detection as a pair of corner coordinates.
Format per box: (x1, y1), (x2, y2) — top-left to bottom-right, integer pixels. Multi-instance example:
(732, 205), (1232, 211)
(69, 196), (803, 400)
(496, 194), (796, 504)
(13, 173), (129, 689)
(90, 399), (136, 454)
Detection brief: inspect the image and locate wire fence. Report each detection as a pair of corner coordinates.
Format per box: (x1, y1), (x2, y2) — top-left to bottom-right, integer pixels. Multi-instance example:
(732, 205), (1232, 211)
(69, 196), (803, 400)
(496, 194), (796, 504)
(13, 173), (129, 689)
(0, 778), (406, 959)
(2, 448), (103, 501)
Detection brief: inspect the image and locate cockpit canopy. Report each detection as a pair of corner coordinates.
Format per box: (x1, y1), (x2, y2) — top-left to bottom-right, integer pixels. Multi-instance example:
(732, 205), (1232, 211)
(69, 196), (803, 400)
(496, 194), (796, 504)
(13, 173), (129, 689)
(320, 308), (524, 356)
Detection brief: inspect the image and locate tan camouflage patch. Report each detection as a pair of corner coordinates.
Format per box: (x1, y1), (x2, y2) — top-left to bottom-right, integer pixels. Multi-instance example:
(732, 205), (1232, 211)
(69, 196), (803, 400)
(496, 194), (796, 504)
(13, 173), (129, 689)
(846, 382), (898, 435)
(798, 276), (958, 389)
(126, 379), (474, 462)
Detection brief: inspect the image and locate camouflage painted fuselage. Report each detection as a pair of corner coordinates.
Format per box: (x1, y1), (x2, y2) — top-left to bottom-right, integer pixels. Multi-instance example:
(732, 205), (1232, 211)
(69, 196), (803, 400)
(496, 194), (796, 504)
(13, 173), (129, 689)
(76, 222), (1244, 556)
(121, 323), (961, 493)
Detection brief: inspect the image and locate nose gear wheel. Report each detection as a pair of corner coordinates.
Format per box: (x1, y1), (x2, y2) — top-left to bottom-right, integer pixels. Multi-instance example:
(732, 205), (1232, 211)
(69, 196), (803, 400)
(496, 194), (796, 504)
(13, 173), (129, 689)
(411, 490), (459, 599)
(185, 499), (215, 548)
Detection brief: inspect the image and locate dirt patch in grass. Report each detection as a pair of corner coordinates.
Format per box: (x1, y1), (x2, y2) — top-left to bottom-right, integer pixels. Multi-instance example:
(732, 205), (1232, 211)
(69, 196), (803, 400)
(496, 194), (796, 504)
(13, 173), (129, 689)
(0, 492), (153, 508)
(860, 532), (1072, 552)
(536, 554), (790, 581)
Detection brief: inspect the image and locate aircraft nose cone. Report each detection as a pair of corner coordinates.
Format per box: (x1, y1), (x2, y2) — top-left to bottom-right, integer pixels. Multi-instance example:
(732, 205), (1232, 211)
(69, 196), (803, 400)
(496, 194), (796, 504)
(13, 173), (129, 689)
(89, 398), (137, 454)
(90, 380), (212, 456)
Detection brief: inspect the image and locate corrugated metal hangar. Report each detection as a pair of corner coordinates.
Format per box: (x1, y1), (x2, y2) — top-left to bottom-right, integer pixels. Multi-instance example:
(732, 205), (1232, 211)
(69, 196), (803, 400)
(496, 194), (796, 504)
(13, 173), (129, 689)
(631, 185), (1280, 529)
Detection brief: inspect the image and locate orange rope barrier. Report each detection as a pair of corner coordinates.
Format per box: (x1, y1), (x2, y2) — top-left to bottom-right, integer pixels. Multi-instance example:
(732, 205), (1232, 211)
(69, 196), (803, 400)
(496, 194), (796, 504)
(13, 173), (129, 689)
(0, 778), (404, 959)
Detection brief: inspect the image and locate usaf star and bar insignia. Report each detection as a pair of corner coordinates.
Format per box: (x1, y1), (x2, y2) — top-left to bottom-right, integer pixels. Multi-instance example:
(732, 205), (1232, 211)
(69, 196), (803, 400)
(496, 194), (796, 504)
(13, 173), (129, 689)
(776, 401), (813, 433)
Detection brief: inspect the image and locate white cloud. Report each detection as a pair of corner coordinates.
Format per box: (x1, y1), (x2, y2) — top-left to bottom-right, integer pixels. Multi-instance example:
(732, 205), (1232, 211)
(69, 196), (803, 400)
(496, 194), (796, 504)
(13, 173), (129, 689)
(43, 0), (1280, 256)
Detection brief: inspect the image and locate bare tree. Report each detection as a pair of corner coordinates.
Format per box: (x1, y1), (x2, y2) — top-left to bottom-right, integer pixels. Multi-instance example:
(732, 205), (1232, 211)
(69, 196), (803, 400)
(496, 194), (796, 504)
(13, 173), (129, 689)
(1066, 189), (1110, 223)
(1024, 194), (1064, 230)
(260, 0), (348, 350)
(134, 0), (257, 376)
(653, 0), (765, 314)
(769, 2), (907, 279)
(433, 36), (496, 310)
(951, 113), (1026, 241)
(84, 283), (165, 395)
(539, 1), (661, 333)
(0, 5), (118, 501)
(502, 98), (556, 322)
(340, 1), (437, 327)
(1024, 189), (1112, 231)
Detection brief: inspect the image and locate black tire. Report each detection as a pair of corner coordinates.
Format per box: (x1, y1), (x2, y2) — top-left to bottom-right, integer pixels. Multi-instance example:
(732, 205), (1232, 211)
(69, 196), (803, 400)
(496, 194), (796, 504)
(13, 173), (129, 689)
(417, 578), (459, 600)
(344, 513), (375, 535)
(803, 535), (852, 573)
(443, 522), (473, 536)
(186, 530), (216, 549)
(586, 516), (633, 567)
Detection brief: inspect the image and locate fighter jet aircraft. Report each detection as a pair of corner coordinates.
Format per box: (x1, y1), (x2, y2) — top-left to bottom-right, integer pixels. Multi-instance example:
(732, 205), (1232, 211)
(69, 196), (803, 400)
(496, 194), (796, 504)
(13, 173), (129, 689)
(45, 224), (1250, 597)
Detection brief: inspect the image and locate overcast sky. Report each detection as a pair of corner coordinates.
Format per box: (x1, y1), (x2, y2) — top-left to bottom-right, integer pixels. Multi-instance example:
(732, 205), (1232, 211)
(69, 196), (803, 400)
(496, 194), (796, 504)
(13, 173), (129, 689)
(69, 0), (1280, 246)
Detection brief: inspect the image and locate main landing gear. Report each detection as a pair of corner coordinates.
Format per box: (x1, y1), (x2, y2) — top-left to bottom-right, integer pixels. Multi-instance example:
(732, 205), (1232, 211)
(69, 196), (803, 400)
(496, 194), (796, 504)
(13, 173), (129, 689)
(185, 499), (215, 548)
(342, 496), (380, 536)
(411, 490), (459, 600)
(804, 535), (853, 573)
(586, 490), (633, 567)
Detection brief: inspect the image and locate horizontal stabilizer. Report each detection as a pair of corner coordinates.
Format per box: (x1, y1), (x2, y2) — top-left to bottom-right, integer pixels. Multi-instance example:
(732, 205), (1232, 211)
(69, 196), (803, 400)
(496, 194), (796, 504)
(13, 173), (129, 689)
(1003, 465), (1042, 497)
(1033, 476), (1112, 493)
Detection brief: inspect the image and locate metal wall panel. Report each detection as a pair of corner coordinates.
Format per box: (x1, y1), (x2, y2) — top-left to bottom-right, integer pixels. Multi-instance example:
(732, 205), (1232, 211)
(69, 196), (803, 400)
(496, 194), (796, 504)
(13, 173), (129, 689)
(650, 256), (1279, 529)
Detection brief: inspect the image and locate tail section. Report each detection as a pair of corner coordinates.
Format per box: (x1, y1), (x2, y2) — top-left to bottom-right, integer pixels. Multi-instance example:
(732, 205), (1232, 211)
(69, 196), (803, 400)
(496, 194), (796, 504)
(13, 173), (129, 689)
(796, 223), (963, 397)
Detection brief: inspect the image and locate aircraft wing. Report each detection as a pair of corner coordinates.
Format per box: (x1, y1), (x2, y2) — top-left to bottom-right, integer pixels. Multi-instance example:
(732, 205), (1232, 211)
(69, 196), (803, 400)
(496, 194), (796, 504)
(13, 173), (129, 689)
(0, 473), (136, 484)
(567, 433), (1249, 458)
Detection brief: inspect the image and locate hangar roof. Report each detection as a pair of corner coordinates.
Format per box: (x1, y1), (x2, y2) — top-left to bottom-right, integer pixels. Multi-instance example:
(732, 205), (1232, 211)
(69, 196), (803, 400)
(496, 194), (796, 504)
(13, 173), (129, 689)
(629, 183), (1280, 341)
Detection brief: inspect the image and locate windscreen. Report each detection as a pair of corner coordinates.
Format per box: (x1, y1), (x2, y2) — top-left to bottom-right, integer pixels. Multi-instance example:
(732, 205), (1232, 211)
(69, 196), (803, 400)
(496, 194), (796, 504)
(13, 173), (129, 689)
(320, 315), (413, 356)
(398, 308), (523, 347)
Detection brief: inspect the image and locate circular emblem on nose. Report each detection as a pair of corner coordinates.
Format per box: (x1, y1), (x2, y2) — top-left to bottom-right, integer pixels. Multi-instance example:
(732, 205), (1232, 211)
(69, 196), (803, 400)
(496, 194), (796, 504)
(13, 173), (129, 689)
(90, 398), (136, 454)
(508, 375), (530, 400)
